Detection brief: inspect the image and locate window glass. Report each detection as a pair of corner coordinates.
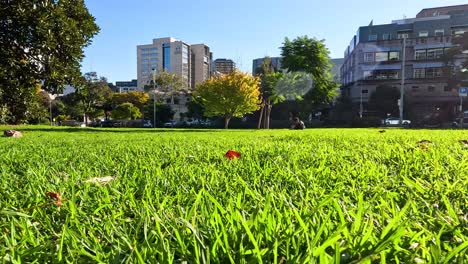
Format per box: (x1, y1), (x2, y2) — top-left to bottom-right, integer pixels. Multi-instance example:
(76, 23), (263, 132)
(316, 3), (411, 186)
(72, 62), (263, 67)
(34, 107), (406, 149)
(364, 53), (374, 62)
(389, 51), (399, 61)
(368, 34), (377, 41)
(415, 50), (426, 60)
(435, 29), (444, 36)
(419, 31), (429, 37)
(414, 68), (425, 78)
(375, 52), (388, 62)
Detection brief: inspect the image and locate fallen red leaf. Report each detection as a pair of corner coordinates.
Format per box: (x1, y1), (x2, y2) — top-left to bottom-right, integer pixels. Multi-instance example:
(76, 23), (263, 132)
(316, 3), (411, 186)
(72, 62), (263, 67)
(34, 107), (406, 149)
(225, 150), (241, 160)
(46, 192), (62, 206)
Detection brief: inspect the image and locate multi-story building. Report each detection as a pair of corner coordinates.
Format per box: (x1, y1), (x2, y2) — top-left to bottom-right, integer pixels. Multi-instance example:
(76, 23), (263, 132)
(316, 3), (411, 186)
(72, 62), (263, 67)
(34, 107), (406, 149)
(115, 79), (139, 93)
(213, 58), (236, 74)
(190, 44), (212, 88)
(252, 57), (282, 75)
(341, 4), (468, 123)
(137, 37), (212, 120)
(137, 37), (212, 90)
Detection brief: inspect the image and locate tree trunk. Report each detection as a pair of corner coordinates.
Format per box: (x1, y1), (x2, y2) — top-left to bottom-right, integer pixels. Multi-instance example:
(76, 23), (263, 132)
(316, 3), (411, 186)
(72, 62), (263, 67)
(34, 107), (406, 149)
(224, 116), (231, 129)
(266, 100), (272, 129)
(263, 104), (268, 129)
(257, 101), (264, 129)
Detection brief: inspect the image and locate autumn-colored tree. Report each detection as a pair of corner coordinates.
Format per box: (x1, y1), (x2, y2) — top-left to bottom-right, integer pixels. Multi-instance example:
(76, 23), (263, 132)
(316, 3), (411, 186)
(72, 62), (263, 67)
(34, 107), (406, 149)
(195, 71), (261, 128)
(110, 91), (149, 110)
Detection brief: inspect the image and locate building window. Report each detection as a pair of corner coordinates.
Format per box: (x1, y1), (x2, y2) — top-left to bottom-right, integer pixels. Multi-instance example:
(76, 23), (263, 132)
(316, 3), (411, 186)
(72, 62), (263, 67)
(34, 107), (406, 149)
(428, 85), (436, 92)
(163, 44), (171, 71)
(415, 50), (427, 60)
(364, 53), (374, 62)
(375, 52), (388, 62)
(368, 34), (377, 41)
(412, 86), (419, 91)
(414, 68), (425, 79)
(397, 33), (410, 39)
(426, 67), (442, 78)
(383, 33), (391, 40)
(435, 29), (444, 36)
(389, 51), (400, 61)
(452, 29), (466, 35)
(444, 86), (451, 92)
(419, 31), (429, 37)
(363, 71), (372, 79)
(429, 49), (444, 59)
(362, 89), (369, 94)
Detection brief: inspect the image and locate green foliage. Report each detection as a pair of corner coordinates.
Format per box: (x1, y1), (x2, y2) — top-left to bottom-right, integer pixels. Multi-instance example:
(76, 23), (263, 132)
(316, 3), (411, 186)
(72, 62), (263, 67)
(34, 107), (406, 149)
(0, 128), (467, 262)
(143, 101), (175, 124)
(280, 36), (338, 105)
(74, 73), (112, 123)
(0, 0), (99, 123)
(111, 103), (141, 120)
(195, 71), (262, 128)
(144, 71), (186, 99)
(368, 85), (401, 118)
(186, 100), (205, 120)
(442, 32), (468, 88)
(110, 92), (150, 110)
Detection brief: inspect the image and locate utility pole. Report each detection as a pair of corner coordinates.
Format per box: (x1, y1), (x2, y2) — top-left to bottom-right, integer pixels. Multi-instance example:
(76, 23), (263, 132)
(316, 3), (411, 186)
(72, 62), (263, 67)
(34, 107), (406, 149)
(152, 68), (157, 128)
(399, 36), (407, 125)
(359, 81), (363, 118)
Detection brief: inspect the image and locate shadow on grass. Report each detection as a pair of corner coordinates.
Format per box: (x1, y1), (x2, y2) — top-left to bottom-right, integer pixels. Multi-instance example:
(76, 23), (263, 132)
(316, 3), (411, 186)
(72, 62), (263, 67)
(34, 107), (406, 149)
(16, 127), (223, 133)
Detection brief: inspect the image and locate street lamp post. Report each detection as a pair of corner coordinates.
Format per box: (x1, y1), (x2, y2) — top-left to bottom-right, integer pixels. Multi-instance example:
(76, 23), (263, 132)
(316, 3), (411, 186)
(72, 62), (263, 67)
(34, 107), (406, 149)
(399, 36), (407, 125)
(152, 68), (157, 128)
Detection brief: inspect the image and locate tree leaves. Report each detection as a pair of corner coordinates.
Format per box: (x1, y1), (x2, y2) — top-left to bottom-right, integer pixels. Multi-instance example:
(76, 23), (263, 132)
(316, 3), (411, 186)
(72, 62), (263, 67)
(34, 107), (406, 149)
(194, 71), (261, 128)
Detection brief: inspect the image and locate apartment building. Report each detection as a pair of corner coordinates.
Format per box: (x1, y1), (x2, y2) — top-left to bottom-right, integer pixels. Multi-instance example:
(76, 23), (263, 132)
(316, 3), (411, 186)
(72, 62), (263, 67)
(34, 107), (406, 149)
(136, 37), (212, 90)
(137, 38), (212, 120)
(341, 4), (468, 122)
(190, 44), (213, 88)
(115, 79), (139, 93)
(213, 58), (236, 74)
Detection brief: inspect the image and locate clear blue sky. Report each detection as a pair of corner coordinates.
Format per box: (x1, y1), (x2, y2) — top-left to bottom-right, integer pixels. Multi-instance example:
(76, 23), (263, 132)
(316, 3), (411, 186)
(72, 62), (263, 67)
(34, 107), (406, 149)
(81, 0), (465, 83)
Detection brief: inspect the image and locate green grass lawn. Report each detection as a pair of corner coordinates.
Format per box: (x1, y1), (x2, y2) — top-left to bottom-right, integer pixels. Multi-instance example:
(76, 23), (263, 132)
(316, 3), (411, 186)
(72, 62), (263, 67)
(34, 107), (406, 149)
(1, 126), (467, 263)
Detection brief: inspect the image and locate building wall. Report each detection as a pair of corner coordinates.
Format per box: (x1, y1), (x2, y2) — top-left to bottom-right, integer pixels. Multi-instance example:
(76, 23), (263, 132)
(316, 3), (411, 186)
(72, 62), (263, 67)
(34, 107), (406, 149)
(214, 59), (236, 74)
(137, 37), (194, 89)
(340, 5), (468, 122)
(191, 44), (212, 88)
(252, 57), (282, 74)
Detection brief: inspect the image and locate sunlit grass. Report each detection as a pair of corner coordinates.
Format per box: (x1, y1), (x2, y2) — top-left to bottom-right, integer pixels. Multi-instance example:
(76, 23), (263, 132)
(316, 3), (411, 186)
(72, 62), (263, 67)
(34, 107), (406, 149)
(1, 126), (467, 263)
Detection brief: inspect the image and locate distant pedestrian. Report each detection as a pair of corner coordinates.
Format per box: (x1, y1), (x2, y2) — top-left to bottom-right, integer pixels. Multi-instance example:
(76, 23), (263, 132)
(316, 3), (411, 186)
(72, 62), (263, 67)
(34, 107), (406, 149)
(291, 117), (305, 130)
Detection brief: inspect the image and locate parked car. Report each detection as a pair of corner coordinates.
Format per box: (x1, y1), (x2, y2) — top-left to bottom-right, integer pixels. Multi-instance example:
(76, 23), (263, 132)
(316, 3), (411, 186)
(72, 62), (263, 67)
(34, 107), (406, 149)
(164, 121), (176, 128)
(384, 117), (411, 126)
(142, 120), (153, 128)
(452, 118), (468, 128)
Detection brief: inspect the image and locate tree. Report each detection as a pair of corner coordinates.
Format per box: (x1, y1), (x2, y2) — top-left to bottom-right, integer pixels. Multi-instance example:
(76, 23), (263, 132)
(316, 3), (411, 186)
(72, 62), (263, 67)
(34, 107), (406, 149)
(112, 103), (141, 120)
(280, 36), (338, 106)
(110, 92), (150, 110)
(255, 57), (283, 129)
(0, 0), (99, 123)
(368, 85), (400, 118)
(442, 32), (468, 89)
(74, 72), (112, 123)
(194, 71), (261, 128)
(143, 101), (175, 125)
(186, 100), (205, 120)
(145, 71), (185, 104)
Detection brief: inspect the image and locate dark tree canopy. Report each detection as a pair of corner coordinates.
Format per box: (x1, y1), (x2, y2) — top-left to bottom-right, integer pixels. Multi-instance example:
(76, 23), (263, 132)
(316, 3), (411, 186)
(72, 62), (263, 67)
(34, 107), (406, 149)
(368, 85), (401, 118)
